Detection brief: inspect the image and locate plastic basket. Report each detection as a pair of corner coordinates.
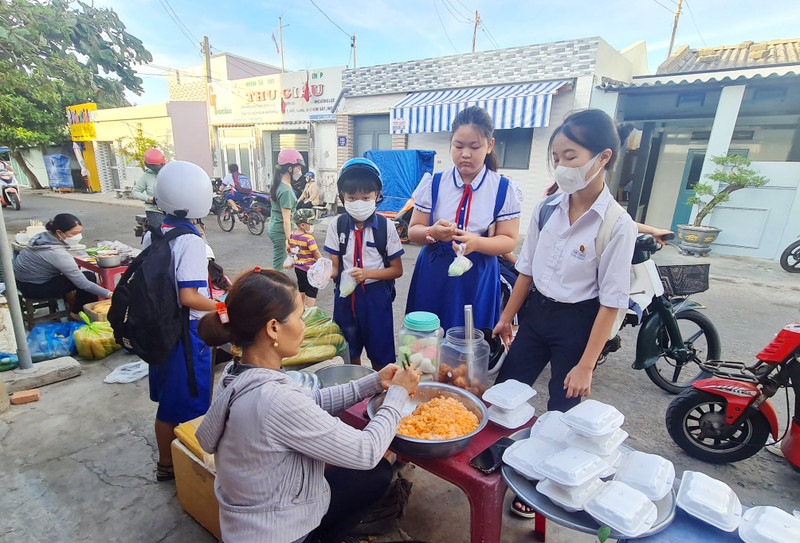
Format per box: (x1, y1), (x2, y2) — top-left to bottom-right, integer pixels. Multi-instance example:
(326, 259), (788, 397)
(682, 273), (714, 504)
(658, 264), (710, 296)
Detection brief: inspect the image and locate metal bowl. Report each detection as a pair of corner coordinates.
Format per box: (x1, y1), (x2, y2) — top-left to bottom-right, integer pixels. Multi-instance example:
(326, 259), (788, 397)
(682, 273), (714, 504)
(285, 370), (321, 392)
(316, 364), (376, 387)
(367, 382), (489, 458)
(97, 254), (122, 268)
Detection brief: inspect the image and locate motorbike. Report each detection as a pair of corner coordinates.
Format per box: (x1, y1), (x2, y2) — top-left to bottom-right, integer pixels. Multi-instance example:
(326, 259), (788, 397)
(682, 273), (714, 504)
(377, 197), (414, 243)
(665, 323), (800, 469)
(0, 169), (21, 210)
(780, 237), (800, 273)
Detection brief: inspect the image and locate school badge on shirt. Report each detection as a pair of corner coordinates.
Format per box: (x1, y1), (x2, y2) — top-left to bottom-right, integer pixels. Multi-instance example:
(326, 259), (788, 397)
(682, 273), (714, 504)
(571, 244), (587, 261)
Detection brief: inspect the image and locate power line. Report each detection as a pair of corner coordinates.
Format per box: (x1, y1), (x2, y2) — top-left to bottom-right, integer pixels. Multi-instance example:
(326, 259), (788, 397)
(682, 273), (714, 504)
(308, 0), (351, 38)
(440, 0), (472, 23)
(650, 0), (675, 13)
(157, 0), (202, 53)
(684, 0), (707, 46)
(479, 21), (500, 49)
(432, 0), (459, 54)
(479, 25), (499, 50)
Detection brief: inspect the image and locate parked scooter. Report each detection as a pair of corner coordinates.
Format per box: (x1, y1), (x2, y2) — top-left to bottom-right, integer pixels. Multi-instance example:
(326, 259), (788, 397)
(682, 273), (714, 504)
(0, 169), (21, 210)
(377, 197), (414, 243)
(780, 237), (800, 273)
(666, 323), (800, 469)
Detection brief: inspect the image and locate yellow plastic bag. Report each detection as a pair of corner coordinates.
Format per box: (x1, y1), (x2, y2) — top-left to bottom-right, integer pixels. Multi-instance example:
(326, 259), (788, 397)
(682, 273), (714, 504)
(74, 312), (121, 360)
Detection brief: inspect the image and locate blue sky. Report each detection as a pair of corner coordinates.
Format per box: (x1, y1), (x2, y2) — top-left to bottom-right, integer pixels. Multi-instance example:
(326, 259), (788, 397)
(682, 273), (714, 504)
(97, 0), (800, 105)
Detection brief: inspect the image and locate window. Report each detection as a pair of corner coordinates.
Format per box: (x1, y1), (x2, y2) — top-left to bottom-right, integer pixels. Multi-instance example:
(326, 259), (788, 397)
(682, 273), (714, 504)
(494, 128), (533, 169)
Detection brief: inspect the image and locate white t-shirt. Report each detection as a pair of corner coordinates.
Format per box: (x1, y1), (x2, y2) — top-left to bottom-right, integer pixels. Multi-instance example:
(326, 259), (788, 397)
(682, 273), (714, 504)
(323, 214), (404, 285)
(411, 167), (522, 235)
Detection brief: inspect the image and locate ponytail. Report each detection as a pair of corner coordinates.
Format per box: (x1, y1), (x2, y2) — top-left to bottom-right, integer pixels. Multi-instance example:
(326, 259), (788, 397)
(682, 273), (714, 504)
(484, 149), (499, 172)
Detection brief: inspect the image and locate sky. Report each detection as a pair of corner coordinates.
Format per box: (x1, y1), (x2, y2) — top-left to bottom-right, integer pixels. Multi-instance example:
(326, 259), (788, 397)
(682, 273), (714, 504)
(95, 0), (800, 105)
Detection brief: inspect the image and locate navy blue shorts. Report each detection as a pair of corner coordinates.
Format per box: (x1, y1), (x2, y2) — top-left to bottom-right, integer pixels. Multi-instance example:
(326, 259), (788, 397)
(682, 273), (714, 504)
(334, 280), (395, 368)
(149, 320), (212, 423)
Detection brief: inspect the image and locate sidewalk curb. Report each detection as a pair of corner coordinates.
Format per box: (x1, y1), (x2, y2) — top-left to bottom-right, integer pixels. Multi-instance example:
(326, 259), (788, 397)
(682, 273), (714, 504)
(37, 190), (143, 209)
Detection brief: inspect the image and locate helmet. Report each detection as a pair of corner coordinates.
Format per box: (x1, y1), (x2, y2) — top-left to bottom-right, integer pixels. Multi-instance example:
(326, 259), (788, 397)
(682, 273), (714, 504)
(154, 161), (213, 219)
(143, 148), (166, 166)
(305, 171), (315, 180)
(293, 208), (317, 225)
(205, 243), (216, 261)
(277, 149), (305, 166)
(0, 170), (12, 181)
(337, 158), (382, 192)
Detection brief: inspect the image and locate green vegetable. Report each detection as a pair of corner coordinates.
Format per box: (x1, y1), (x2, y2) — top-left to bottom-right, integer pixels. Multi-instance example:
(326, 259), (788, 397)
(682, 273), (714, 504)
(597, 526), (611, 543)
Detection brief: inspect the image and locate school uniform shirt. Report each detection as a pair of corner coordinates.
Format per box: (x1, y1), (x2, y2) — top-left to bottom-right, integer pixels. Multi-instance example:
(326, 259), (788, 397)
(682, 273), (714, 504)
(516, 187), (637, 309)
(287, 232), (318, 271)
(412, 166), (522, 234)
(323, 214), (404, 284)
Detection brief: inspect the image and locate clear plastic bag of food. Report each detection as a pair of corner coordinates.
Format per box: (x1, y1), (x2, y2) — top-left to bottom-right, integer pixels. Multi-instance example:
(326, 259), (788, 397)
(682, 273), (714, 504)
(73, 312), (121, 360)
(448, 244), (473, 277)
(339, 270), (357, 297)
(282, 254), (295, 269)
(308, 257), (333, 289)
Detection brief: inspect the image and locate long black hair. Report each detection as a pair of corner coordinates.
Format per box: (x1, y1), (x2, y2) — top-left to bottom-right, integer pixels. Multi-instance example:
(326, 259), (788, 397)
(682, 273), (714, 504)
(548, 109), (635, 172)
(451, 106), (499, 172)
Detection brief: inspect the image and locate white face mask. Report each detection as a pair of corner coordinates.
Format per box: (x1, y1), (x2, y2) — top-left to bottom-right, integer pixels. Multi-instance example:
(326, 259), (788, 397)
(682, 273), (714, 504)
(554, 154), (604, 194)
(291, 167), (303, 181)
(304, 224), (314, 234)
(344, 200), (376, 222)
(64, 233), (82, 246)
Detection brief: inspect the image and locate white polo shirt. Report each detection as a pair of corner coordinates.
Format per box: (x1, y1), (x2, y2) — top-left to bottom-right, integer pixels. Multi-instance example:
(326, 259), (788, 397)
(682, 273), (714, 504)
(323, 214), (404, 285)
(516, 187), (637, 309)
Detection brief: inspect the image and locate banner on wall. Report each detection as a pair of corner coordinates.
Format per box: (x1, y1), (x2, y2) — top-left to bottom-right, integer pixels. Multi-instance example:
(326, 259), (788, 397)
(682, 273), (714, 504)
(65, 103), (97, 141)
(207, 66), (343, 126)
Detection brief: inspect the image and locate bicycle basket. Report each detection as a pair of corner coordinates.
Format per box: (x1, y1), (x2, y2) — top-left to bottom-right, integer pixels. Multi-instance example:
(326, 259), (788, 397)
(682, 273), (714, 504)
(658, 264), (710, 296)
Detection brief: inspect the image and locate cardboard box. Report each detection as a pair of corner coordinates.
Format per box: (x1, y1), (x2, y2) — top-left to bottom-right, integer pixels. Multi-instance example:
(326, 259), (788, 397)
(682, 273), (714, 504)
(171, 439), (221, 539)
(83, 301), (110, 322)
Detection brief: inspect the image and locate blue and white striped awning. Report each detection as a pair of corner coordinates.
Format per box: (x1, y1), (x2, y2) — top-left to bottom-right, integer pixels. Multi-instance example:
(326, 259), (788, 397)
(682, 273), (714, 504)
(390, 80), (569, 134)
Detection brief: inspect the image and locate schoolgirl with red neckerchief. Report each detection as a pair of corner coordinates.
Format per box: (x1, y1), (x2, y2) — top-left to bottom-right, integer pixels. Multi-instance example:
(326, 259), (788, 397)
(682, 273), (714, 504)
(406, 106), (522, 331)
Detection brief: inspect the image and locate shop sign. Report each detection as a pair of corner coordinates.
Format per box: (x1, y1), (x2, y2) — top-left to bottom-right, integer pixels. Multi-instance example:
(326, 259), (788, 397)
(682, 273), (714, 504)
(391, 117), (407, 134)
(66, 103), (97, 141)
(337, 136), (347, 147)
(208, 66), (344, 126)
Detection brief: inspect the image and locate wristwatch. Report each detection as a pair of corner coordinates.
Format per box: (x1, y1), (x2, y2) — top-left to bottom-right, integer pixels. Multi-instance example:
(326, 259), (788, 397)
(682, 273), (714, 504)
(425, 227), (436, 244)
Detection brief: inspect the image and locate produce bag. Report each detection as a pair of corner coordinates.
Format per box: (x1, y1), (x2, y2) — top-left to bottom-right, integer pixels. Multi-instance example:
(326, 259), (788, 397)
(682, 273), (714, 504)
(308, 257), (333, 289)
(282, 307), (348, 366)
(282, 254), (295, 269)
(339, 270), (357, 297)
(26, 322), (84, 362)
(448, 244), (473, 277)
(74, 312), (121, 359)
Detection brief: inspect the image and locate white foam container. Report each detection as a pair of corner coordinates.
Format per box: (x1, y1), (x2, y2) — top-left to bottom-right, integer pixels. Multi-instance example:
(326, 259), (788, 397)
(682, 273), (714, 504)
(585, 480), (657, 538)
(565, 427), (629, 456)
(676, 471), (742, 532)
(488, 402), (535, 429)
(536, 478), (605, 513)
(613, 451), (675, 501)
(482, 379), (536, 410)
(536, 447), (607, 487)
(529, 411), (572, 447)
(597, 447), (624, 479)
(739, 506), (800, 543)
(562, 399), (625, 437)
(502, 436), (560, 480)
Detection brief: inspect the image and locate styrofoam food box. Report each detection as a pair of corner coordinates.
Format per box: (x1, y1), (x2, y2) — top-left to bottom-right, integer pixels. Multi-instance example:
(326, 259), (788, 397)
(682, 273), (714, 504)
(597, 447), (624, 479)
(562, 399), (625, 437)
(488, 402), (535, 429)
(502, 436), (560, 480)
(738, 506), (800, 543)
(529, 411), (571, 447)
(536, 447), (607, 487)
(613, 451), (675, 501)
(585, 480), (657, 538)
(677, 471), (742, 532)
(482, 379), (536, 410)
(536, 478), (605, 513)
(565, 427), (629, 457)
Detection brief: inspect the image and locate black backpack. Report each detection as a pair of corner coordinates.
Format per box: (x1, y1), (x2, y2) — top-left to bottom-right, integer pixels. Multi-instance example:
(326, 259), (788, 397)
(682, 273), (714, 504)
(336, 213), (396, 301)
(108, 227), (200, 395)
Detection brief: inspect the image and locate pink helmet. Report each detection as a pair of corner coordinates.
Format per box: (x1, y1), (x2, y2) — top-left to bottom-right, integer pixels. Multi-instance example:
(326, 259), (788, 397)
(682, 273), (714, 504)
(144, 148), (166, 166)
(277, 149), (305, 166)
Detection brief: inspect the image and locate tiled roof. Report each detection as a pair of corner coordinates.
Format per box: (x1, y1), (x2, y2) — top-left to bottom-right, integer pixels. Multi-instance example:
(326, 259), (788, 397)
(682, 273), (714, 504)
(658, 39), (800, 75)
(343, 37), (599, 97)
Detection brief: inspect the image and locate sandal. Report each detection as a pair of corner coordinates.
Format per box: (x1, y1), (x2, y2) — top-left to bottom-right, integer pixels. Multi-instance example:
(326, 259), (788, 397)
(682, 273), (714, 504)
(511, 497), (536, 519)
(156, 463), (175, 482)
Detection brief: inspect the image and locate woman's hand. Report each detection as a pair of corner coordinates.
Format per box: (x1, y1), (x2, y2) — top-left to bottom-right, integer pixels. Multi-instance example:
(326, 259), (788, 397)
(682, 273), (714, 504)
(452, 230), (483, 256)
(349, 268), (370, 283)
(650, 227), (674, 246)
(492, 318), (513, 348)
(564, 365), (593, 399)
(378, 364), (399, 390)
(391, 366), (422, 394)
(431, 219), (457, 242)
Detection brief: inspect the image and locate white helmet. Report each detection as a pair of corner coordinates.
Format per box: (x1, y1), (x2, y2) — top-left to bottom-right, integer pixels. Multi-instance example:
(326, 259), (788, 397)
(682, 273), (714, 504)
(205, 243), (215, 260)
(154, 161), (212, 219)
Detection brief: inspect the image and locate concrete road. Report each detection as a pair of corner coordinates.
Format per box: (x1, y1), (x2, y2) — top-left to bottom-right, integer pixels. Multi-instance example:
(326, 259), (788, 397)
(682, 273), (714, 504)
(2, 192), (800, 542)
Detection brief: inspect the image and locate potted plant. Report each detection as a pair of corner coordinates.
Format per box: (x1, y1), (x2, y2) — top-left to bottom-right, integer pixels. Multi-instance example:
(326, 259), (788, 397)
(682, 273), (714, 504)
(677, 154), (769, 255)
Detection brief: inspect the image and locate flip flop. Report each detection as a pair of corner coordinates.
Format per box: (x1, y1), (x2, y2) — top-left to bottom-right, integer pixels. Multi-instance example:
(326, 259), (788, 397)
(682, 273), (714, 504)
(511, 498), (536, 519)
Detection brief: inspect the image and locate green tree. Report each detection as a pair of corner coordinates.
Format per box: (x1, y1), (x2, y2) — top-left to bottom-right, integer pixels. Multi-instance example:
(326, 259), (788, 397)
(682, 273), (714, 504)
(0, 0), (153, 188)
(116, 124), (162, 169)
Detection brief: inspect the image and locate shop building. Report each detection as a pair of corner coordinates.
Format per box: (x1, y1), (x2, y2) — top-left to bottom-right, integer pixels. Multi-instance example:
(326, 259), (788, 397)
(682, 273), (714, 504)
(334, 37), (648, 229)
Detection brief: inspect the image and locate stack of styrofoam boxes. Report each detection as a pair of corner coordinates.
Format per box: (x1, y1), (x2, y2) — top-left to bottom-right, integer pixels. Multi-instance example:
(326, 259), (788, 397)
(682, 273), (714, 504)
(482, 380), (537, 429)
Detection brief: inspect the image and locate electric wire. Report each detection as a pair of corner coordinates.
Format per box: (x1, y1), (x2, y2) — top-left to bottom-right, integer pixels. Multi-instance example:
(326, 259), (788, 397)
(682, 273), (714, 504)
(440, 0), (472, 23)
(308, 0), (351, 38)
(432, 0), (459, 54)
(650, 0), (675, 13)
(156, 0), (202, 54)
(684, 0), (707, 46)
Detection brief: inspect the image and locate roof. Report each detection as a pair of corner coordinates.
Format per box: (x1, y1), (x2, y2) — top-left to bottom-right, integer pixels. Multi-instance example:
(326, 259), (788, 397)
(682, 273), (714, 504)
(343, 37), (600, 97)
(600, 66), (800, 91)
(658, 39), (800, 75)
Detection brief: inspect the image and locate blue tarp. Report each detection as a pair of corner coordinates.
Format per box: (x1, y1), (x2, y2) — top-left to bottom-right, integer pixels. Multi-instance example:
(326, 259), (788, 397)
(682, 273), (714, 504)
(44, 154), (73, 188)
(364, 150), (435, 213)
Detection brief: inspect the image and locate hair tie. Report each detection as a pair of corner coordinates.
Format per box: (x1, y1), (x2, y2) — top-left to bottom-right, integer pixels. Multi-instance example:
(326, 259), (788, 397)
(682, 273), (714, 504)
(216, 301), (229, 324)
(253, 266), (262, 273)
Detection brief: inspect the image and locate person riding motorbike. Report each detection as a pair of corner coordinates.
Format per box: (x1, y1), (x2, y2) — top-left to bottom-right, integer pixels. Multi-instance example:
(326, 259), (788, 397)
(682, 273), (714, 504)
(0, 169), (21, 210)
(132, 148), (167, 229)
(297, 171), (320, 210)
(221, 164), (253, 213)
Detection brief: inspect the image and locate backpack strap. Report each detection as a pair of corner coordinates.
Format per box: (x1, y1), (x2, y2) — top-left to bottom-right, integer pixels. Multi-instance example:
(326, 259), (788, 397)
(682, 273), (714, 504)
(595, 199), (627, 265)
(537, 194), (562, 231)
(335, 214), (350, 285)
(429, 172), (443, 226)
(492, 176), (510, 222)
(374, 214), (390, 268)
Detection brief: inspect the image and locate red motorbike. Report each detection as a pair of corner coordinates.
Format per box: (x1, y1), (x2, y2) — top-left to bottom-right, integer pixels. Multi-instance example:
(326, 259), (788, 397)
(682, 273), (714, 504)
(666, 323), (800, 470)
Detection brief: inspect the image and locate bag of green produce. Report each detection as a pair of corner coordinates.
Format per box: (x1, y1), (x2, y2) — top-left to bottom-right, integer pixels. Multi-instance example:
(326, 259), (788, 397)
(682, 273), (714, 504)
(73, 312), (121, 359)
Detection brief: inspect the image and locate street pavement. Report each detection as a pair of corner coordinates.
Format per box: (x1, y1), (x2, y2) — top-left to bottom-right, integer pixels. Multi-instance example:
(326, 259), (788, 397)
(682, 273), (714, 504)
(2, 191), (800, 542)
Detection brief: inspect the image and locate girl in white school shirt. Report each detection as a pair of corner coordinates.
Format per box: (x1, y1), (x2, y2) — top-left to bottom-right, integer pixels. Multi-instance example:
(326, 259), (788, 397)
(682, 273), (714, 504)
(494, 110), (637, 517)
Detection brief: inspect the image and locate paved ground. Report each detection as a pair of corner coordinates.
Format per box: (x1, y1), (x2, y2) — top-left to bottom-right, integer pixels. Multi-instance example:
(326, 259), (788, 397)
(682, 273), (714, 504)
(2, 191), (800, 542)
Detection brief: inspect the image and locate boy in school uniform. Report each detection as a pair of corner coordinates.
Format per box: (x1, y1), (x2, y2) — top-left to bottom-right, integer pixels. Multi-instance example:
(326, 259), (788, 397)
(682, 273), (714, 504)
(324, 158), (404, 367)
(287, 208), (322, 307)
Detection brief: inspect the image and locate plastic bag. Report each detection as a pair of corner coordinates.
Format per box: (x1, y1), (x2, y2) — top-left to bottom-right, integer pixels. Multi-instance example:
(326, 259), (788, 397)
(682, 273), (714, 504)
(448, 244), (474, 277)
(282, 307), (348, 366)
(26, 322), (84, 362)
(104, 360), (149, 383)
(308, 257), (333, 289)
(74, 312), (121, 359)
(282, 254), (295, 269)
(339, 270), (357, 297)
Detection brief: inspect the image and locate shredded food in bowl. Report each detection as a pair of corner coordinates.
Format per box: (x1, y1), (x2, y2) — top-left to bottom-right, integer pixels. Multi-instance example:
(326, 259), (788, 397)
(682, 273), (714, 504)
(397, 396), (480, 440)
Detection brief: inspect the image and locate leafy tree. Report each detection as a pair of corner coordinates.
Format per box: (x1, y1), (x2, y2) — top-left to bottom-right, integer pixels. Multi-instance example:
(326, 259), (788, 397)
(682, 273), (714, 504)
(116, 124), (164, 169)
(0, 0), (153, 188)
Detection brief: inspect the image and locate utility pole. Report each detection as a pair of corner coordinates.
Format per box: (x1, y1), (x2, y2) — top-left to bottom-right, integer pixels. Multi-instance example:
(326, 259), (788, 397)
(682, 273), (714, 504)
(202, 36), (220, 177)
(667, 0), (683, 58)
(472, 11), (480, 53)
(352, 33), (357, 68)
(0, 204), (33, 370)
(279, 16), (285, 72)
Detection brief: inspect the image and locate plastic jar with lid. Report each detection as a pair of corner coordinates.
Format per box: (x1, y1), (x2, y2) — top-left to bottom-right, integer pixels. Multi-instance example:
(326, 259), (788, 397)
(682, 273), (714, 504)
(398, 311), (443, 381)
(439, 327), (490, 396)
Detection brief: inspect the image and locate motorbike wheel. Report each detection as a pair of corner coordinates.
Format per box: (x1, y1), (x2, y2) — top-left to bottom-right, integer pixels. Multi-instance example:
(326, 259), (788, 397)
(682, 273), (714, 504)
(645, 309), (719, 394)
(9, 192), (20, 210)
(246, 211), (265, 236)
(217, 209), (235, 232)
(665, 389), (771, 463)
(780, 240), (800, 273)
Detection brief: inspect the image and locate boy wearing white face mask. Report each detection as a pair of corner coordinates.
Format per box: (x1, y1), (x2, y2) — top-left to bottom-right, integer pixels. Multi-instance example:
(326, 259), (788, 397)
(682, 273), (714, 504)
(288, 208), (322, 307)
(324, 158), (404, 367)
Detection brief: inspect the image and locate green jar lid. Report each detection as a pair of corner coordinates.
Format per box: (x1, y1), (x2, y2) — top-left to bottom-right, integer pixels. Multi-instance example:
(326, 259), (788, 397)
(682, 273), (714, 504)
(403, 311), (441, 332)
